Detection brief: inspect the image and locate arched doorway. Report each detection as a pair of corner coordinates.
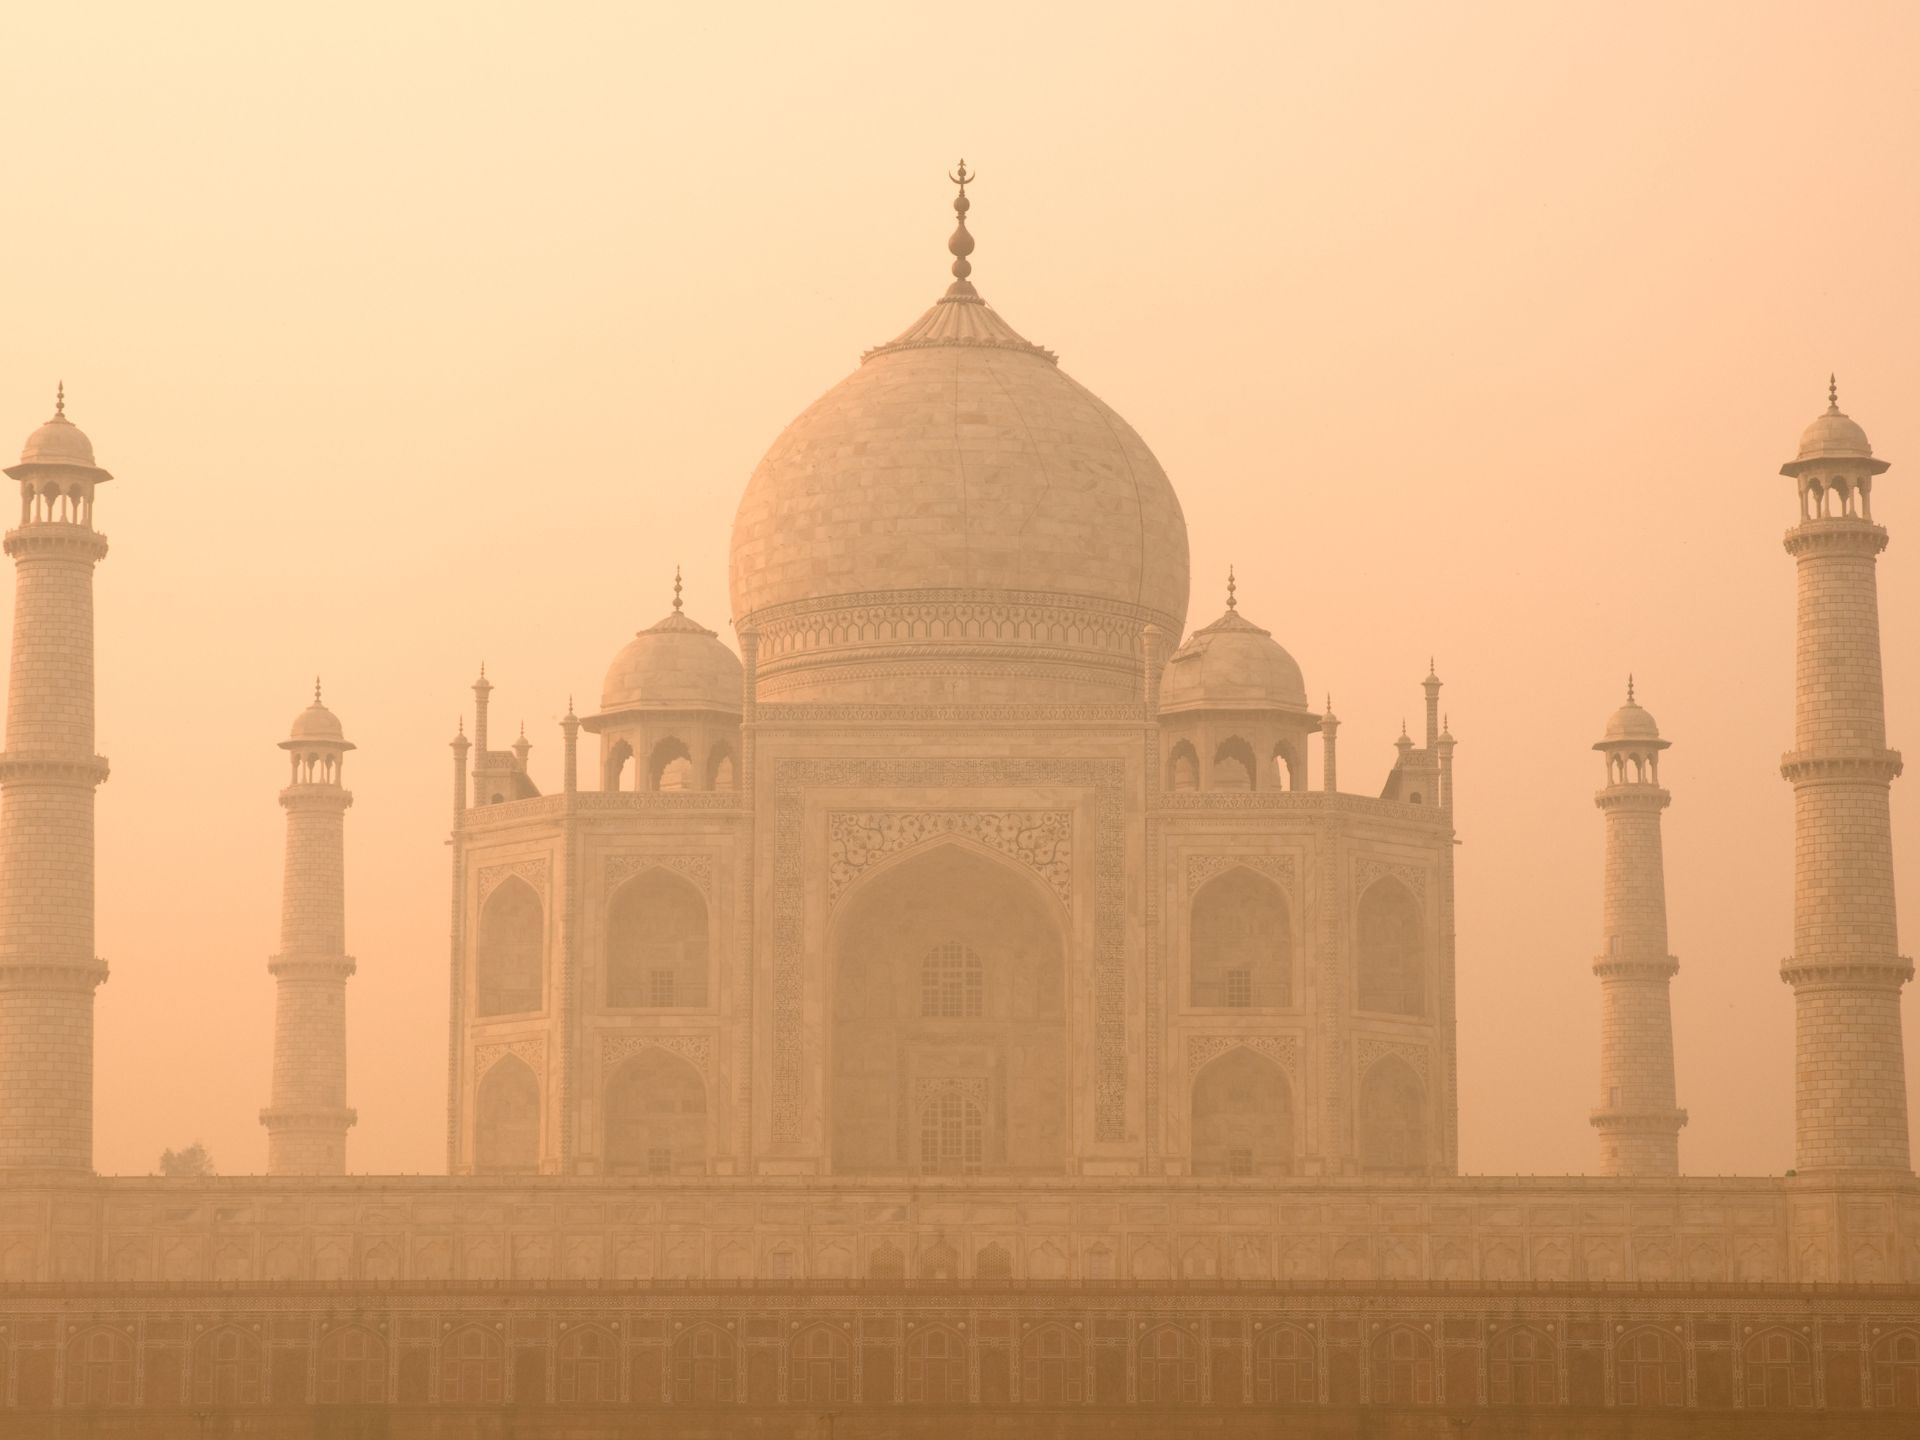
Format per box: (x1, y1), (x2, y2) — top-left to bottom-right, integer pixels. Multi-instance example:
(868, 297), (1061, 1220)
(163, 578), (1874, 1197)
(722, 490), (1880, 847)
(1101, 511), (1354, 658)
(1190, 1047), (1293, 1176)
(831, 844), (1067, 1175)
(475, 1055), (540, 1173)
(604, 1048), (707, 1175)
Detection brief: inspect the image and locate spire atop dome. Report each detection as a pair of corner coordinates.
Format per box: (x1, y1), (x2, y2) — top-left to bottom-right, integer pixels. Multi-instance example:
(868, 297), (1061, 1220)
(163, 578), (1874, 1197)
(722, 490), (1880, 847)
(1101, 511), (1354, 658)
(1829, 373), (1839, 411)
(314, 675), (323, 705)
(54, 381), (65, 420)
(673, 564), (684, 612)
(1225, 565), (1237, 611)
(947, 159), (977, 296)
(1627, 673), (1635, 704)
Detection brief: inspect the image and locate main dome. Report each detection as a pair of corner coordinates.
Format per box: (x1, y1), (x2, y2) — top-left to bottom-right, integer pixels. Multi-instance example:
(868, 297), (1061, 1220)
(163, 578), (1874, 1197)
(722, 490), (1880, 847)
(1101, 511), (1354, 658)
(729, 180), (1189, 704)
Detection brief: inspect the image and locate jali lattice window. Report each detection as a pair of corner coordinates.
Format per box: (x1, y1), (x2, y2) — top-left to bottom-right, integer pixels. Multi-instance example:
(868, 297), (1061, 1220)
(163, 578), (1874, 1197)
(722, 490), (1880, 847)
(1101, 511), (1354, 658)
(921, 942), (983, 1018)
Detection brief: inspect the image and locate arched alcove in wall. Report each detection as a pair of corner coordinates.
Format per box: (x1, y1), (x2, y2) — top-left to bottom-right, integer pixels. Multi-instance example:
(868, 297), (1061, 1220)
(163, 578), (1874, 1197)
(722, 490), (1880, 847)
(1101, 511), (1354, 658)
(604, 1048), (707, 1175)
(474, 1055), (540, 1173)
(606, 869), (708, 1008)
(829, 841), (1068, 1176)
(1190, 1046), (1293, 1176)
(475, 877), (543, 1017)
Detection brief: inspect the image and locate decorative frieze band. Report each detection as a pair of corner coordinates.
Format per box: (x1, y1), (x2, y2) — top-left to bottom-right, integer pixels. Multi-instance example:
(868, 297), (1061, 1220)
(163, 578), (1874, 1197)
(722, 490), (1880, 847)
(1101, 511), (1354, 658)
(473, 1037), (544, 1078)
(603, 853), (714, 899)
(1353, 855), (1427, 902)
(1355, 1036), (1430, 1081)
(827, 810), (1072, 909)
(476, 857), (550, 907)
(600, 1032), (712, 1076)
(1185, 853), (1296, 900)
(1186, 1033), (1298, 1081)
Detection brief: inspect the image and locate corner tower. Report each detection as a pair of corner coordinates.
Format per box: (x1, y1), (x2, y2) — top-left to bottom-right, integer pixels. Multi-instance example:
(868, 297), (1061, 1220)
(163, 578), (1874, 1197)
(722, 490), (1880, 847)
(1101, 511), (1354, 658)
(1779, 379), (1911, 1173)
(261, 683), (358, 1173)
(0, 387), (113, 1172)
(1590, 681), (1685, 1175)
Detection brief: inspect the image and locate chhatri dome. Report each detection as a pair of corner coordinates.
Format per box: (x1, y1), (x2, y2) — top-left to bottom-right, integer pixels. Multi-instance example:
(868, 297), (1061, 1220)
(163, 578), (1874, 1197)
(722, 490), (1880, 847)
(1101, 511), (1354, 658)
(1159, 568), (1309, 713)
(1596, 677), (1667, 748)
(729, 163), (1190, 703)
(286, 679), (350, 745)
(10, 383), (111, 480)
(600, 569), (743, 715)
(1781, 374), (1887, 475)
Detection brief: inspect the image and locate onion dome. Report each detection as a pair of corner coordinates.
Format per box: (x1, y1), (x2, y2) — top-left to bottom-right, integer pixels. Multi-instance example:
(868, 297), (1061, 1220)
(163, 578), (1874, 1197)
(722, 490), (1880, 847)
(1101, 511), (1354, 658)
(1595, 677), (1668, 751)
(6, 383), (112, 482)
(599, 569), (743, 715)
(1781, 375), (1888, 476)
(282, 680), (354, 751)
(728, 162), (1189, 704)
(1159, 570), (1309, 714)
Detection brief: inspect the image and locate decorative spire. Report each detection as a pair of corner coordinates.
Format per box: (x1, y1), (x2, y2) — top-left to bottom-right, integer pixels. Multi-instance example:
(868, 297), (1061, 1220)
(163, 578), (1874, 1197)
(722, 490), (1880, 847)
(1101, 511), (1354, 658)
(947, 159), (977, 294)
(1427, 656), (1438, 681)
(314, 675), (323, 705)
(1829, 373), (1839, 411)
(673, 565), (684, 612)
(1225, 565), (1237, 611)
(53, 381), (65, 421)
(1627, 673), (1635, 704)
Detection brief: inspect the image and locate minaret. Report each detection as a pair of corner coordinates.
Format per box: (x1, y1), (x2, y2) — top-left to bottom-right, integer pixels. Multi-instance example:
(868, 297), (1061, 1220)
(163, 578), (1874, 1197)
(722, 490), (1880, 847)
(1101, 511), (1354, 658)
(1590, 680), (1686, 1175)
(0, 388), (113, 1173)
(260, 682), (357, 1174)
(1778, 379), (1911, 1173)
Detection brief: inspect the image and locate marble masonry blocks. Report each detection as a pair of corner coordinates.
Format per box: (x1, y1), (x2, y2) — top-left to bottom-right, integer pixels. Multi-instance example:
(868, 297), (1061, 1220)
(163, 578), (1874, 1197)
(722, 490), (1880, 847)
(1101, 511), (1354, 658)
(8, 1176), (1913, 1288)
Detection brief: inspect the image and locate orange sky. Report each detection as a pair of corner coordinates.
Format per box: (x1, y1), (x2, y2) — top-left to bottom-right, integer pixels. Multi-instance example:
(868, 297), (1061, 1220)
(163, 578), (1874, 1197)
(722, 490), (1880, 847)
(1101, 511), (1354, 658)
(4, 2), (1917, 1178)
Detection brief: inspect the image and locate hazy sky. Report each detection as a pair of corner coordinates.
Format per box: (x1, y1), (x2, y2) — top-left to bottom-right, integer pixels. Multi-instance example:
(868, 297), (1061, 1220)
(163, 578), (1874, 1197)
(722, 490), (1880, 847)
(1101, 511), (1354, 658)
(4, 2), (1918, 1178)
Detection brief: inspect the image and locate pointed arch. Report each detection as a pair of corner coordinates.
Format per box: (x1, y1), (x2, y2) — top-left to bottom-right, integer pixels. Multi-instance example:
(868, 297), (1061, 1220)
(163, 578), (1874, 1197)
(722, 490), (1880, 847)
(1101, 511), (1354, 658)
(1167, 738), (1200, 791)
(603, 738), (633, 793)
(1212, 735), (1257, 791)
(1191, 865), (1291, 1007)
(707, 742), (736, 791)
(905, 1324), (968, 1403)
(1191, 1045), (1294, 1176)
(917, 1240), (958, 1280)
(441, 1324), (505, 1404)
(976, 1241), (1012, 1279)
(830, 840), (1068, 1176)
(317, 1325), (387, 1405)
(604, 1047), (706, 1175)
(475, 1053), (540, 1173)
(649, 736), (693, 792)
(1137, 1324), (1201, 1405)
(1357, 877), (1424, 1015)
(1742, 1327), (1814, 1408)
(789, 1324), (852, 1405)
(476, 875), (544, 1016)
(1253, 1323), (1316, 1403)
(1357, 1054), (1426, 1174)
(1489, 1325), (1555, 1405)
(671, 1323), (735, 1404)
(64, 1325), (135, 1407)
(868, 1240), (905, 1281)
(1615, 1326), (1684, 1407)
(556, 1324), (620, 1403)
(1370, 1325), (1435, 1404)
(1022, 1322), (1084, 1403)
(1871, 1329), (1920, 1408)
(191, 1324), (266, 1407)
(606, 867), (708, 1008)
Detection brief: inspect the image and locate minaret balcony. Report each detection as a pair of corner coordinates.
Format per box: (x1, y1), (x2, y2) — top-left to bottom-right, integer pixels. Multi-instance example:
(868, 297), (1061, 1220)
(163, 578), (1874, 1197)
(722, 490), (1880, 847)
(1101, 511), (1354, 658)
(0, 752), (110, 785)
(1779, 748), (1902, 783)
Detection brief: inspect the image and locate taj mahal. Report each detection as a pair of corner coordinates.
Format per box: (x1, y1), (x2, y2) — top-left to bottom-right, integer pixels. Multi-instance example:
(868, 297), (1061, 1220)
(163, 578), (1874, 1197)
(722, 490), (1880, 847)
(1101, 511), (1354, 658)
(0, 169), (1916, 1434)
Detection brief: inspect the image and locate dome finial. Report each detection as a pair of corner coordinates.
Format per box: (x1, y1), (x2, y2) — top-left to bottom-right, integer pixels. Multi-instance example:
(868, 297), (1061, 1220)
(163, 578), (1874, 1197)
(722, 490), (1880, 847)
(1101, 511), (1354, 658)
(1627, 673), (1635, 704)
(314, 675), (323, 705)
(1225, 565), (1237, 611)
(673, 565), (684, 612)
(53, 381), (65, 421)
(946, 158), (977, 293)
(1829, 373), (1839, 412)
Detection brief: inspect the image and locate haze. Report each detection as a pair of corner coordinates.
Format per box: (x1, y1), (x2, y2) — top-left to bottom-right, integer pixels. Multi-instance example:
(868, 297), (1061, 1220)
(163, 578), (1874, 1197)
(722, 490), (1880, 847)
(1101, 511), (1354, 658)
(2, 1), (1916, 1178)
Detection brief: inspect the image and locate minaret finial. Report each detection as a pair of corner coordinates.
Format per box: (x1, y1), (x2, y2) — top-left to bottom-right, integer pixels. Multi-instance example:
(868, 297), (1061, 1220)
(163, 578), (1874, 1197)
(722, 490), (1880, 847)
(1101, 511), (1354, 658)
(673, 565), (683, 612)
(53, 381), (65, 420)
(314, 675), (322, 705)
(1627, 673), (1635, 704)
(947, 158), (977, 292)
(1225, 565), (1237, 611)
(1829, 373), (1839, 411)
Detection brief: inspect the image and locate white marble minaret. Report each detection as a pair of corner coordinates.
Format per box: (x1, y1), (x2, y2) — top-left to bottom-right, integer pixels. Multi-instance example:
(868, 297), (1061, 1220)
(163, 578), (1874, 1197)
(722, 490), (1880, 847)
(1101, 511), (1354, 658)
(261, 682), (358, 1174)
(1778, 380), (1911, 1173)
(0, 388), (112, 1173)
(1590, 681), (1686, 1175)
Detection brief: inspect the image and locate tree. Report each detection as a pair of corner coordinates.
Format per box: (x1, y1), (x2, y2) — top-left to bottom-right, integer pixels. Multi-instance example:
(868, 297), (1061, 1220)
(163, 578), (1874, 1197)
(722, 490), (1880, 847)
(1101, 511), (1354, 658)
(159, 1142), (216, 1177)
